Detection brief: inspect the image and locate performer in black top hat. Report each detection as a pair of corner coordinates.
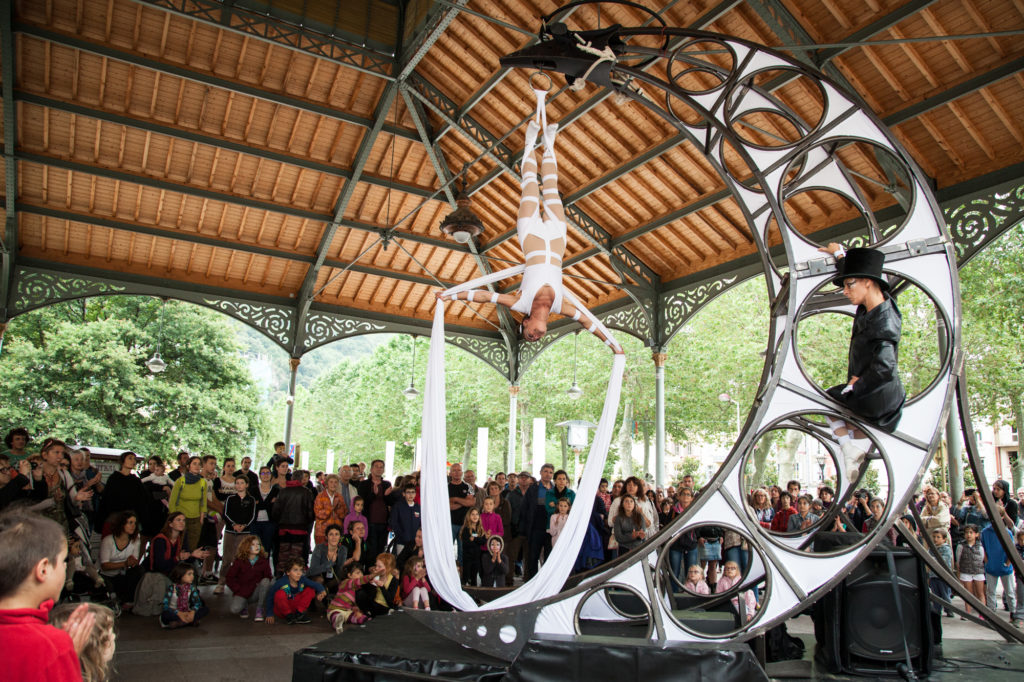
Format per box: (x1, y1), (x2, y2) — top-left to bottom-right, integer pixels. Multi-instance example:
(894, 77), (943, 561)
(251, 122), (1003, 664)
(818, 243), (905, 486)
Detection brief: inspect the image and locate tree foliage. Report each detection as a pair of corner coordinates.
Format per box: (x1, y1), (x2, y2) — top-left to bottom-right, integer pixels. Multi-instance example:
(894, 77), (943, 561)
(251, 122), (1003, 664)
(0, 297), (265, 458)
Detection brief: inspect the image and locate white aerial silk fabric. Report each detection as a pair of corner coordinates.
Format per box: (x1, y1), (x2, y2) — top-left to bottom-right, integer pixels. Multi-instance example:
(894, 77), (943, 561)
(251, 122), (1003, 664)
(421, 271), (625, 611)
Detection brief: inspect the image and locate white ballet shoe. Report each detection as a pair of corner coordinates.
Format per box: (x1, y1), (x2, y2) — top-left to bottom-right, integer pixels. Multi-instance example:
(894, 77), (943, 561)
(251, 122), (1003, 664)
(542, 122), (559, 151)
(841, 441), (866, 483)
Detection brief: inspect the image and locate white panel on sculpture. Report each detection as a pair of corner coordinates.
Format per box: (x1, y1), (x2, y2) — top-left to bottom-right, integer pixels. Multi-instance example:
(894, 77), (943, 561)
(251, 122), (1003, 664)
(578, 588), (620, 620)
(893, 182), (943, 243)
(535, 598), (579, 636)
(897, 376), (952, 445)
(883, 253), (956, 316)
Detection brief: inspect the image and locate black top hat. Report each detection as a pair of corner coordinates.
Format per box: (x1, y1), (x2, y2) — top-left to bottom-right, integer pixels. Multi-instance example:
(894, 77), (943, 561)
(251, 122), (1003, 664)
(832, 247), (889, 292)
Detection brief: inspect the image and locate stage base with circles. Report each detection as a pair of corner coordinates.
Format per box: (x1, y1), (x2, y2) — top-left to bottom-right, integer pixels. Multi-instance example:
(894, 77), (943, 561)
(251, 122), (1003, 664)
(292, 611), (767, 681)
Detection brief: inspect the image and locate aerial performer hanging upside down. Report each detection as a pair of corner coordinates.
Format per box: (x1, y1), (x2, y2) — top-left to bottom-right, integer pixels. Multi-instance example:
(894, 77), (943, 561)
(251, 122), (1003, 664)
(438, 87), (624, 354)
(818, 244), (905, 484)
(421, 84), (626, 612)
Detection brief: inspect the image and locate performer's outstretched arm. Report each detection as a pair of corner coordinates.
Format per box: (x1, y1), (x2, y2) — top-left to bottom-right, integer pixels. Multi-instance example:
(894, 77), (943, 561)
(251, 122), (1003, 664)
(438, 290), (517, 307)
(559, 299), (624, 354)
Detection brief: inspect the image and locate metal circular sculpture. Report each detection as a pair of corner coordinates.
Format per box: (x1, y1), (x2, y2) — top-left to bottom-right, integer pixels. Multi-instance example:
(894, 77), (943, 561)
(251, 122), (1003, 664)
(411, 7), (959, 658)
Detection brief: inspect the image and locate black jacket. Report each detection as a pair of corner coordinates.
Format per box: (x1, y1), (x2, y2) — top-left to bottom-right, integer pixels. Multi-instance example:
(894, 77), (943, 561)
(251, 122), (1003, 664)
(224, 493), (257, 533)
(827, 295), (905, 433)
(271, 482), (314, 530)
(518, 482), (553, 533)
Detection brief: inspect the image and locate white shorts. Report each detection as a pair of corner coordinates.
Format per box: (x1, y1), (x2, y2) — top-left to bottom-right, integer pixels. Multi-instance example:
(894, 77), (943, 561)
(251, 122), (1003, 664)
(960, 573), (985, 582)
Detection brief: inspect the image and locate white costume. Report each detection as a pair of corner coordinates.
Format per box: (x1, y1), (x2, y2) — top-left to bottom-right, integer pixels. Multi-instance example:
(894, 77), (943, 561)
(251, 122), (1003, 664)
(421, 85), (626, 612)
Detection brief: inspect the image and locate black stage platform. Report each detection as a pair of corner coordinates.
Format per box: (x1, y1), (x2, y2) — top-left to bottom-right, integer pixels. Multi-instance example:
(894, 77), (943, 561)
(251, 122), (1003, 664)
(293, 611), (767, 681)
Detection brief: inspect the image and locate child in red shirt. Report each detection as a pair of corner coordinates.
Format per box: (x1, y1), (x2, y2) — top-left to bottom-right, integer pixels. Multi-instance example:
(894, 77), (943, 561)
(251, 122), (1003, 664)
(0, 510), (94, 681)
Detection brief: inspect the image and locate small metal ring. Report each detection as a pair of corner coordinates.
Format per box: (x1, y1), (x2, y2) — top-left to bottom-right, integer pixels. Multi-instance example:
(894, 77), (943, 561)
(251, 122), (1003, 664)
(529, 71), (552, 92)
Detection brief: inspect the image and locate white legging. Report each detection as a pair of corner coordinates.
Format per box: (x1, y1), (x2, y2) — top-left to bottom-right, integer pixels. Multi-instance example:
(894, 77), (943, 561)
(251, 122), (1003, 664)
(402, 586), (430, 608)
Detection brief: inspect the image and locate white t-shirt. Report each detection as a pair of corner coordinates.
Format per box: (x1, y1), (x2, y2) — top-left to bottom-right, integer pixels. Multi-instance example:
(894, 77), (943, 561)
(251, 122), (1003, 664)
(99, 534), (142, 576)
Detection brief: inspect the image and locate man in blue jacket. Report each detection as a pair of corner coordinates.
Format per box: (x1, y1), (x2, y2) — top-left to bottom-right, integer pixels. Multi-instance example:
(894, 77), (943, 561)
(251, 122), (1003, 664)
(518, 463), (555, 580)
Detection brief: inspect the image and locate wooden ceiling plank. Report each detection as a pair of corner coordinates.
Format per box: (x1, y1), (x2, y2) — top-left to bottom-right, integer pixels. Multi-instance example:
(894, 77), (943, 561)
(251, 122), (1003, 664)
(156, 5), (175, 51)
(91, 118), (100, 161)
(85, 223), (93, 258)
(154, 188), (166, 224)
(42, 165), (49, 203)
(306, 116), (324, 158)
(887, 27), (938, 89)
(124, 64), (135, 111)
(185, 242), (197, 273)
(242, 98), (258, 139)
(127, 232), (135, 265)
(304, 59), (321, 100)
(146, 234), (156, 269)
(223, 250), (236, 280)
(132, 184), (142, 221)
(236, 206), (249, 241)
(257, 43), (274, 85)
(163, 138), (175, 177)
(235, 37), (249, 80)
(184, 21), (198, 66)
(65, 167), (72, 209)
(185, 141), (199, 185)
(285, 111), (302, 150)
(227, 151), (243, 192)
(64, 218), (70, 255)
(288, 168), (304, 204)
(71, 49), (80, 99)
(645, 229), (692, 268)
(860, 46), (911, 101)
(307, 172), (326, 210)
(43, 40), (50, 91)
(215, 202), (227, 238)
(207, 147), (222, 186)
(210, 30), (223, 71)
(105, 227), (113, 262)
(960, 0), (1006, 57)
(947, 101), (996, 161)
(919, 8), (970, 73)
(916, 113), (966, 169)
(979, 89), (1024, 147)
(149, 72), (160, 117)
(42, 107), (50, 149)
(221, 91), (235, 137)
(254, 210), (269, 245)
(131, 2), (140, 51)
(242, 253), (256, 284)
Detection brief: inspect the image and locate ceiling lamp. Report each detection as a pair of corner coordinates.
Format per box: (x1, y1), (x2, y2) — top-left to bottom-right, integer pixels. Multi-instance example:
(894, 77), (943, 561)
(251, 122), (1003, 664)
(146, 299), (167, 374)
(439, 176), (484, 244)
(567, 332), (583, 400)
(403, 336), (420, 398)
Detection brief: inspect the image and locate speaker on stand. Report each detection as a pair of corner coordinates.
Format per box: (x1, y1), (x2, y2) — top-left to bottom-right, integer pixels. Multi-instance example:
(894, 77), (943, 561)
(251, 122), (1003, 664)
(812, 536), (934, 677)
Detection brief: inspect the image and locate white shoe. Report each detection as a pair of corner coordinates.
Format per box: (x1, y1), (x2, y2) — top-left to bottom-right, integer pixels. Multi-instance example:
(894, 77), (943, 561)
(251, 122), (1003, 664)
(542, 122), (559, 150)
(841, 441), (866, 483)
(524, 120), (541, 150)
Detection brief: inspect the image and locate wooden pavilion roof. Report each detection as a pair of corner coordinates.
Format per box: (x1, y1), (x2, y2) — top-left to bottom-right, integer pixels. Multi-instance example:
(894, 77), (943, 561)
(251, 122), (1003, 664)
(3, 0), (1023, 354)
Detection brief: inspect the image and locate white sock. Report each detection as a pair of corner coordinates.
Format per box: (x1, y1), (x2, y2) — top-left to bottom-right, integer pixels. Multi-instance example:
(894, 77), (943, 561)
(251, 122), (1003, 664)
(837, 432), (852, 445)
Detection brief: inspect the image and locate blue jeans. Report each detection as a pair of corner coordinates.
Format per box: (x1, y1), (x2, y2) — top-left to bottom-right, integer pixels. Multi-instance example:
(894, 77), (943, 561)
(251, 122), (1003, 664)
(724, 545), (749, 574)
(451, 523), (463, 564)
(251, 520), (276, 563)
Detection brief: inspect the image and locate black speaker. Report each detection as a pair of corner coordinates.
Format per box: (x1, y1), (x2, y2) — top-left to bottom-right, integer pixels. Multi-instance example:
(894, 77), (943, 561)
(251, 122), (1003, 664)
(813, 546), (933, 677)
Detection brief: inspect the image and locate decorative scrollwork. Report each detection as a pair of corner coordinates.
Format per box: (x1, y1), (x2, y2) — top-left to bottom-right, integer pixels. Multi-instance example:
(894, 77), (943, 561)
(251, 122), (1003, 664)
(446, 334), (510, 379)
(600, 305), (651, 343)
(11, 269), (127, 314)
(302, 312), (386, 351)
(661, 275), (740, 340)
(204, 299), (295, 348)
(947, 182), (1024, 265)
(515, 327), (577, 381)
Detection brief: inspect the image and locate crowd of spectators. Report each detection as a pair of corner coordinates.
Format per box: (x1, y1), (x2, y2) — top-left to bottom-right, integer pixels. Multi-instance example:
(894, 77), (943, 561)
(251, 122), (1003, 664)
(4, 423), (1024, 680)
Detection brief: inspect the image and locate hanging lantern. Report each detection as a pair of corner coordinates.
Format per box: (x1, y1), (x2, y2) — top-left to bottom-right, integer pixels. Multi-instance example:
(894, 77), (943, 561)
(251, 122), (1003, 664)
(439, 180), (484, 244)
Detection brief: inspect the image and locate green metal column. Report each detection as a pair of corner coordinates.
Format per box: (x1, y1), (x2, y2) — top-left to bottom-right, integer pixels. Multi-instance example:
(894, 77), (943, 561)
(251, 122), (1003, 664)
(284, 357), (300, 445)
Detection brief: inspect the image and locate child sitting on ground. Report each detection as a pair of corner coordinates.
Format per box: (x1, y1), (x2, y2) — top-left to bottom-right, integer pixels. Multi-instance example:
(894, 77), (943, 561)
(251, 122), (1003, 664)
(50, 602), (116, 682)
(225, 535), (273, 621)
(400, 557), (432, 609)
(682, 563), (710, 595)
(342, 497), (368, 535)
(63, 536), (106, 602)
(327, 563), (381, 630)
(355, 553), (400, 618)
(264, 559), (326, 625)
(0, 510), (95, 681)
(160, 562), (209, 629)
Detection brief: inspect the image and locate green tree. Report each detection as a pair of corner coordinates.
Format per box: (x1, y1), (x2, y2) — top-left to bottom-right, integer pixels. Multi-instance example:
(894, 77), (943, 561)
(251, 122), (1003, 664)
(0, 297), (266, 459)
